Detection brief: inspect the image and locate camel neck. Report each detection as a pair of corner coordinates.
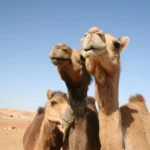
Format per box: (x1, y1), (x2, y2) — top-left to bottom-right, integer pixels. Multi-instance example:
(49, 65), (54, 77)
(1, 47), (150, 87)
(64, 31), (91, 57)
(68, 84), (88, 117)
(95, 72), (123, 150)
(95, 73), (119, 114)
(57, 66), (91, 117)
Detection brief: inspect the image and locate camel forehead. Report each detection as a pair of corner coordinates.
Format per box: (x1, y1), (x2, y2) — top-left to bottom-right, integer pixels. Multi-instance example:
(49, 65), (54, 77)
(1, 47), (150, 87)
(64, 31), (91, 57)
(55, 43), (68, 48)
(54, 43), (72, 51)
(105, 34), (119, 42)
(51, 92), (67, 101)
(88, 26), (104, 34)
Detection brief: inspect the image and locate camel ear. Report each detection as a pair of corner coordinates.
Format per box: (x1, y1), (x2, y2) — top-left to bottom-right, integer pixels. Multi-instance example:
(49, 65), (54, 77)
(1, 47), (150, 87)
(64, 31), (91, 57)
(119, 36), (130, 52)
(47, 89), (52, 100)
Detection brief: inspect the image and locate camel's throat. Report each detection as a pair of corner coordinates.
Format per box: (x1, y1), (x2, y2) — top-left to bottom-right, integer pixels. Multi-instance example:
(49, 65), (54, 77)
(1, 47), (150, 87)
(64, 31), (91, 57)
(94, 66), (120, 114)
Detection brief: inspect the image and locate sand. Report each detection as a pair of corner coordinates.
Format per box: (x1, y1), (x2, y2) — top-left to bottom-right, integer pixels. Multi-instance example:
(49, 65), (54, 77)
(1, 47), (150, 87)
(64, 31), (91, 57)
(0, 108), (36, 150)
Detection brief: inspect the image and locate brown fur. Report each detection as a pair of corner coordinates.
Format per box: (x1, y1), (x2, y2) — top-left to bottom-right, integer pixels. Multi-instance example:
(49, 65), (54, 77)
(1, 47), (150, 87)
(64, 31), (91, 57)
(23, 111), (44, 150)
(37, 107), (45, 115)
(50, 44), (100, 150)
(34, 119), (63, 150)
(86, 96), (98, 112)
(63, 96), (100, 150)
(23, 90), (74, 150)
(143, 114), (150, 146)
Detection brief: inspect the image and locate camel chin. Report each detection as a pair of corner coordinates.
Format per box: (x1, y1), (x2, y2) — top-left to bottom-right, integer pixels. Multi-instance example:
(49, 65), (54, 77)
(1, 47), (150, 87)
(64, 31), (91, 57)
(51, 58), (70, 66)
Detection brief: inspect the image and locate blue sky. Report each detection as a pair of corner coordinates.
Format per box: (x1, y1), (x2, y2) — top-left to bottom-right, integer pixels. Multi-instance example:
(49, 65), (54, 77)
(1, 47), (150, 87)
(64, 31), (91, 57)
(0, 0), (150, 111)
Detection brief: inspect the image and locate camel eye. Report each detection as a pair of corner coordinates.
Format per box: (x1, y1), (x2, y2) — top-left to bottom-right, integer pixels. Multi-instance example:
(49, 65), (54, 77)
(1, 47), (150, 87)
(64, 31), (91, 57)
(51, 100), (57, 106)
(114, 42), (121, 49)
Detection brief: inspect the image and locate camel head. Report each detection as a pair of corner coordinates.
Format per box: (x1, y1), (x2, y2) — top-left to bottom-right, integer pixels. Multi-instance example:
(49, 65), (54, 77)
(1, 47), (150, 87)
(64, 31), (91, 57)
(81, 26), (129, 75)
(50, 43), (91, 84)
(45, 89), (74, 129)
(50, 43), (72, 66)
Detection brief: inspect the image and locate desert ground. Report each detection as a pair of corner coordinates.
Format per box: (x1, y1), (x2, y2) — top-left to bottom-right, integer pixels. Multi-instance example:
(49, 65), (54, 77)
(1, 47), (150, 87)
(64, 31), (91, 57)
(0, 108), (36, 150)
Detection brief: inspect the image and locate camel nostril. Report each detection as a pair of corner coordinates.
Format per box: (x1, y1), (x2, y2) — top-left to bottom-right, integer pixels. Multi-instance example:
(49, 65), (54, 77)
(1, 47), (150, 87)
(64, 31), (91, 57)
(84, 48), (91, 51)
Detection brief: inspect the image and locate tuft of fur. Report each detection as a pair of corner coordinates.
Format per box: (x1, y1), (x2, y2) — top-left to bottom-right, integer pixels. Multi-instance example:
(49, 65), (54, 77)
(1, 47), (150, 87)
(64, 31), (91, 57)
(37, 107), (45, 115)
(52, 91), (67, 99)
(129, 94), (146, 103)
(128, 93), (149, 115)
(87, 96), (96, 104)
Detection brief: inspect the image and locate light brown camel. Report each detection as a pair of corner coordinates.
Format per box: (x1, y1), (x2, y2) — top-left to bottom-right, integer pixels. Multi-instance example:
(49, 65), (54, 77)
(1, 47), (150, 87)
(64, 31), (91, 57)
(120, 94), (150, 150)
(23, 89), (74, 150)
(50, 44), (100, 150)
(81, 26), (150, 150)
(123, 94), (150, 146)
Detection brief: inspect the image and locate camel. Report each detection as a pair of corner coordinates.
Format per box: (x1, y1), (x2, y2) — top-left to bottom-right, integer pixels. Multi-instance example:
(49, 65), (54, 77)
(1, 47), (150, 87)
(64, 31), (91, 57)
(120, 94), (150, 150)
(23, 89), (74, 150)
(23, 107), (45, 150)
(81, 26), (150, 150)
(123, 94), (150, 146)
(50, 44), (100, 150)
(127, 94), (149, 115)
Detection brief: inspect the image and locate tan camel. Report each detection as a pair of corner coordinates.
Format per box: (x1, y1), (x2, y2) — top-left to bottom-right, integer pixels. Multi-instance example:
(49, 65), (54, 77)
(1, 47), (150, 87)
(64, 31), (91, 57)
(23, 89), (74, 150)
(50, 44), (100, 150)
(23, 107), (45, 150)
(81, 26), (150, 150)
(120, 94), (150, 150)
(124, 94), (150, 146)
(128, 94), (149, 115)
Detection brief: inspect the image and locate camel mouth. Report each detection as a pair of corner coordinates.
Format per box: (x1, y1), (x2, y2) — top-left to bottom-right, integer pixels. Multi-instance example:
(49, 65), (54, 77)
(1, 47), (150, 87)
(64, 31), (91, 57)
(50, 57), (71, 65)
(60, 113), (74, 126)
(84, 48), (103, 52)
(83, 46), (97, 52)
(50, 57), (70, 61)
(82, 47), (106, 58)
(84, 48), (105, 54)
(60, 117), (74, 126)
(84, 49), (92, 52)
(48, 119), (61, 125)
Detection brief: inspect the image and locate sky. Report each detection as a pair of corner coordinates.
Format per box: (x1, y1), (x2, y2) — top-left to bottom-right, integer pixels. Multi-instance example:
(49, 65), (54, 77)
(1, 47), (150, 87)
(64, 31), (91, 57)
(0, 0), (150, 112)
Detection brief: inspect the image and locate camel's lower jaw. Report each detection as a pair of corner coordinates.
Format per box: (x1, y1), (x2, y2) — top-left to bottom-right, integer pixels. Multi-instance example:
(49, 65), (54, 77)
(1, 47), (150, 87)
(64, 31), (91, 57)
(57, 124), (70, 134)
(50, 58), (70, 66)
(57, 124), (64, 132)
